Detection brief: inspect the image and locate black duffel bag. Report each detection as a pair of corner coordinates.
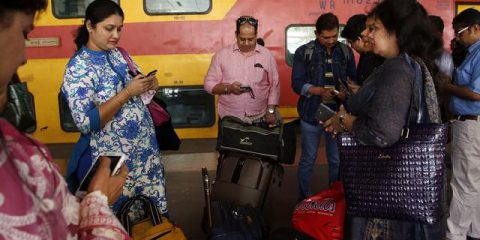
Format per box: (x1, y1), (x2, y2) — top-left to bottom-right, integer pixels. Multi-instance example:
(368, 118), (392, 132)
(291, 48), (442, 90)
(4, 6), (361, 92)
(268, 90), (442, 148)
(217, 116), (295, 164)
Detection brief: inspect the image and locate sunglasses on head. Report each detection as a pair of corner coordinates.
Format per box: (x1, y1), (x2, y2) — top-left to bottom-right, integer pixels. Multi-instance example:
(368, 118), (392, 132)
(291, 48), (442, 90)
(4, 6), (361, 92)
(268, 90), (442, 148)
(237, 16), (258, 26)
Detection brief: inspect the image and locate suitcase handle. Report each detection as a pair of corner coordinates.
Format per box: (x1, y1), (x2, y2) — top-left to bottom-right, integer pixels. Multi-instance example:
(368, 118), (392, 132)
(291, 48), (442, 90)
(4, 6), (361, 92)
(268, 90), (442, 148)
(202, 167), (213, 228)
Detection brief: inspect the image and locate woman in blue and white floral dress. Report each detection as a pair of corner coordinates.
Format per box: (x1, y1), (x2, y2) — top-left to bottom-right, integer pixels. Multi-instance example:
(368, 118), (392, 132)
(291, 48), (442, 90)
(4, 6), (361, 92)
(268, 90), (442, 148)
(61, 0), (167, 215)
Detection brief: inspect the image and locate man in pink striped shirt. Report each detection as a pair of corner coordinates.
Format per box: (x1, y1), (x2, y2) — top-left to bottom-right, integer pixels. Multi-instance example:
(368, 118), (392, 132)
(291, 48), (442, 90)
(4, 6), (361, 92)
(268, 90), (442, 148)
(204, 16), (280, 124)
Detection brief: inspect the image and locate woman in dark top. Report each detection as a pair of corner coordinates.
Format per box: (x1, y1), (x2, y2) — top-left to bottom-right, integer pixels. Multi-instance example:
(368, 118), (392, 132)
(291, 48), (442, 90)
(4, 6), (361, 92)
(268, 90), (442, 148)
(324, 0), (444, 239)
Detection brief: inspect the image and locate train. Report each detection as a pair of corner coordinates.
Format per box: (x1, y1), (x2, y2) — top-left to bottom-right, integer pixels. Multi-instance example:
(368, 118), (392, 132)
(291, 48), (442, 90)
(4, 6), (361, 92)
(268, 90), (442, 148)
(18, 0), (479, 144)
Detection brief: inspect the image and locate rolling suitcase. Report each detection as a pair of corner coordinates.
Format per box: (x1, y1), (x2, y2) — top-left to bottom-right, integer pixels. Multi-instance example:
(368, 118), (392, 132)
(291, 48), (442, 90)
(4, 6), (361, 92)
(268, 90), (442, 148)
(211, 151), (284, 209)
(202, 168), (266, 240)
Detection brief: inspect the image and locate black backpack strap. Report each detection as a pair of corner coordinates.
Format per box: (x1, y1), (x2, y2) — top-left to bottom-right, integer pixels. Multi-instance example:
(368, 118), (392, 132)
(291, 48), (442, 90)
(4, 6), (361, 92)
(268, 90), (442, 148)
(303, 41), (316, 63)
(339, 42), (351, 63)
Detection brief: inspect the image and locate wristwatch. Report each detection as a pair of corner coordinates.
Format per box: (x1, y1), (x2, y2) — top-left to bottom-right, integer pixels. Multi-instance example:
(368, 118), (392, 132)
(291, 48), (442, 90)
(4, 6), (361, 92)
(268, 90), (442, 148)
(267, 106), (275, 114)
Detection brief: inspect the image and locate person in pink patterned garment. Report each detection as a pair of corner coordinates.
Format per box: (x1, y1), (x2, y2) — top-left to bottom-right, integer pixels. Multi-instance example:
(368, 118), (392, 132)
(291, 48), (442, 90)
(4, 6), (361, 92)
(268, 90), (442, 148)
(0, 1), (130, 239)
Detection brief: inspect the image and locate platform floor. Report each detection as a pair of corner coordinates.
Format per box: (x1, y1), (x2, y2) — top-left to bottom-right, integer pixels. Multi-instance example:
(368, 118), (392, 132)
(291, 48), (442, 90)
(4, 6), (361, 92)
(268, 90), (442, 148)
(161, 153), (329, 239)
(48, 133), (452, 239)
(48, 124), (333, 239)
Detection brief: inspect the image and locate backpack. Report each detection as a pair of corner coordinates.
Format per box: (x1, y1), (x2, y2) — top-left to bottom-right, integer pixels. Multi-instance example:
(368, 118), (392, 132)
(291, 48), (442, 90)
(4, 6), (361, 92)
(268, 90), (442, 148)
(303, 41), (351, 66)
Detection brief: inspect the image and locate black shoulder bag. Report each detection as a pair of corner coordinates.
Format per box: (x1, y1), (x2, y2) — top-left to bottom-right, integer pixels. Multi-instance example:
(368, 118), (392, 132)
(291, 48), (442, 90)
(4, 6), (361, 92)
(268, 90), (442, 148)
(2, 82), (36, 133)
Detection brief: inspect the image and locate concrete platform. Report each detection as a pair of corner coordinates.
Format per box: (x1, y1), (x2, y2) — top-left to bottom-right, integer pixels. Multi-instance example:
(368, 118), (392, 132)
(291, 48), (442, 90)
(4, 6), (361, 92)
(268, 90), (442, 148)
(162, 152), (329, 239)
(48, 124), (334, 239)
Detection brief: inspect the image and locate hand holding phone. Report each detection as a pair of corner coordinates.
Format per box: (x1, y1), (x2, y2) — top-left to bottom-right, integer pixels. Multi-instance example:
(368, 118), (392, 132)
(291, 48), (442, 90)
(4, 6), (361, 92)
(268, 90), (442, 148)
(75, 154), (127, 198)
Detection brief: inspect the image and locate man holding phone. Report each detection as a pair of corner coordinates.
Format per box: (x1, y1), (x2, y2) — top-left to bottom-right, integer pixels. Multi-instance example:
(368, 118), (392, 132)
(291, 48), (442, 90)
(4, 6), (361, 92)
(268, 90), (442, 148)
(291, 13), (356, 201)
(204, 15), (280, 125)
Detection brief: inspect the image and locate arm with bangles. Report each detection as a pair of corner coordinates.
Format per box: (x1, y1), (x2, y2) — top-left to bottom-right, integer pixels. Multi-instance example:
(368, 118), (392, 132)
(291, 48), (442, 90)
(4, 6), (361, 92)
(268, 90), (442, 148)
(98, 74), (156, 127)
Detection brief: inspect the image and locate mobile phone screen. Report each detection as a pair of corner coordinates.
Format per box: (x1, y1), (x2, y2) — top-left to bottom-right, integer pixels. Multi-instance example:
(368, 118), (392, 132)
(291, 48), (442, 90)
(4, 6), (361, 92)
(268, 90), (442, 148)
(75, 155), (123, 197)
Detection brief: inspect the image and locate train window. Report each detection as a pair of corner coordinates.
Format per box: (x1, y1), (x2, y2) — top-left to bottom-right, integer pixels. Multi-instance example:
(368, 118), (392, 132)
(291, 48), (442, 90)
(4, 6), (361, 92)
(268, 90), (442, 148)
(52, 0), (120, 18)
(155, 86), (215, 128)
(285, 25), (347, 66)
(144, 0), (211, 15)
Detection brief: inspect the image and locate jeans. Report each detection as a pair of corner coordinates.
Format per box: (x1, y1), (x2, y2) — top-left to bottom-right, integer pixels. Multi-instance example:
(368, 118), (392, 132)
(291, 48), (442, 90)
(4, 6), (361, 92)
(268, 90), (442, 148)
(297, 120), (339, 200)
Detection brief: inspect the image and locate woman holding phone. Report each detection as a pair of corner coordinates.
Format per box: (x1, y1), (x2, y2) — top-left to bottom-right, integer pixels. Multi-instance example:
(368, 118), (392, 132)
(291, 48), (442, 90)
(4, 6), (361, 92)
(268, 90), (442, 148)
(61, 0), (167, 217)
(324, 0), (444, 238)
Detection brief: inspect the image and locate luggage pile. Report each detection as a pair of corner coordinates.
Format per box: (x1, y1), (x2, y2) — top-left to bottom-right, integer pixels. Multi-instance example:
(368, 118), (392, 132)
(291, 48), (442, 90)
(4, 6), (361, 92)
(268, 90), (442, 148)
(202, 117), (297, 239)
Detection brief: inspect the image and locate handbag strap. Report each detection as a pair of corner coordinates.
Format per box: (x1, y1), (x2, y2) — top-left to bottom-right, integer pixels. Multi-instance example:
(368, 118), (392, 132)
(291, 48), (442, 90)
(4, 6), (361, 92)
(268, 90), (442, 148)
(118, 47), (137, 76)
(401, 53), (425, 139)
(117, 195), (163, 236)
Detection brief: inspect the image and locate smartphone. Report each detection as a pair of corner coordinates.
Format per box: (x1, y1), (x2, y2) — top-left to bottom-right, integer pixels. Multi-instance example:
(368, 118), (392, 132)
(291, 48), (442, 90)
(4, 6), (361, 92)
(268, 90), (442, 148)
(316, 103), (336, 122)
(146, 69), (157, 77)
(240, 86), (252, 92)
(75, 154), (127, 198)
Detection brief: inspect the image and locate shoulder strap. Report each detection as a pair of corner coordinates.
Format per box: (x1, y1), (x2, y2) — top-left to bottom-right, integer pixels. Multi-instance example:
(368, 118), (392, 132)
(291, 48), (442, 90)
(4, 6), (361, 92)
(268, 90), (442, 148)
(304, 41), (316, 63)
(117, 47), (137, 75)
(339, 42), (351, 63)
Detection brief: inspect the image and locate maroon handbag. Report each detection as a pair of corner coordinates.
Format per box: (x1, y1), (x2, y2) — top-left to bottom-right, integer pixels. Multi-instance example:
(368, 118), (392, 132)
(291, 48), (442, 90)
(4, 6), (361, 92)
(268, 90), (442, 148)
(147, 100), (170, 126)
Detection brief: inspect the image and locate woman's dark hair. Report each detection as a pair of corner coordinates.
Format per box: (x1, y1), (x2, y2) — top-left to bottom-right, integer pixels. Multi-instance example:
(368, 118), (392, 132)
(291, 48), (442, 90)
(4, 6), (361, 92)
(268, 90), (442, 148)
(74, 0), (124, 50)
(369, 0), (442, 69)
(0, 0), (47, 27)
(341, 14), (367, 41)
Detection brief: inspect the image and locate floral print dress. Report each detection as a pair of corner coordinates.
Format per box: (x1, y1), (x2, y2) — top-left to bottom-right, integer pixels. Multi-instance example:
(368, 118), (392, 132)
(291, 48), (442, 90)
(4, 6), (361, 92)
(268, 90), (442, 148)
(62, 46), (167, 215)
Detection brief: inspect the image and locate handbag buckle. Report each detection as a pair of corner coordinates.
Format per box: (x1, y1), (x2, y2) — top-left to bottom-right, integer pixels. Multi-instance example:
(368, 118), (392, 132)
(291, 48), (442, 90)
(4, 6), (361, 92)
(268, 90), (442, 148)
(401, 128), (410, 139)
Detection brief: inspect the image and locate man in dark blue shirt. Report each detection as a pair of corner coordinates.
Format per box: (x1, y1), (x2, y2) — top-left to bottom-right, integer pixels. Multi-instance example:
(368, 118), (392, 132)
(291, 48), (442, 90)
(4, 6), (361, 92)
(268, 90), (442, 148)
(291, 13), (356, 200)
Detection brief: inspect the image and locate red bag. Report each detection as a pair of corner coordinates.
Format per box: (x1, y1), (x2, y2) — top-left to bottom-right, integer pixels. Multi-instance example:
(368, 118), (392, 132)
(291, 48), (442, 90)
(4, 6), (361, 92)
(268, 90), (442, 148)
(147, 99), (170, 126)
(292, 181), (346, 240)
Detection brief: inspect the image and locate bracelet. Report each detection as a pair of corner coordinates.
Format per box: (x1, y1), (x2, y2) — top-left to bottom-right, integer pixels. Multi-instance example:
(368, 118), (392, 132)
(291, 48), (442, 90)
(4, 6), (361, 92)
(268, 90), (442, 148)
(224, 85), (230, 95)
(124, 87), (132, 97)
(339, 113), (348, 132)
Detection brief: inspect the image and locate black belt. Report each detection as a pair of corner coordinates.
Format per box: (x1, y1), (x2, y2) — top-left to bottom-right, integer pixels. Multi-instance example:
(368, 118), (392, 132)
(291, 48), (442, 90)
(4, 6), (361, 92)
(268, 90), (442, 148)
(454, 115), (480, 121)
